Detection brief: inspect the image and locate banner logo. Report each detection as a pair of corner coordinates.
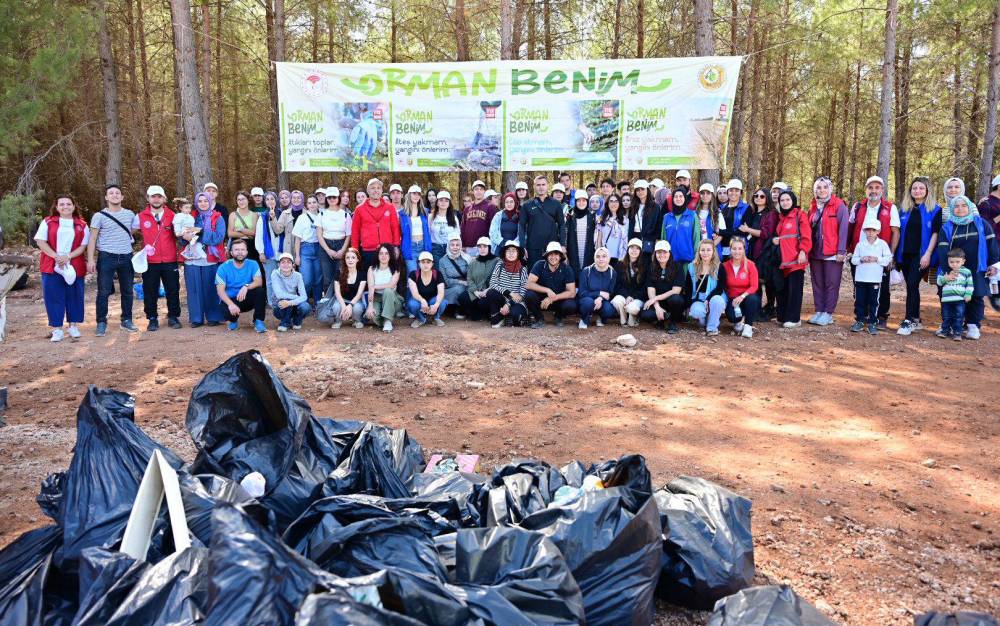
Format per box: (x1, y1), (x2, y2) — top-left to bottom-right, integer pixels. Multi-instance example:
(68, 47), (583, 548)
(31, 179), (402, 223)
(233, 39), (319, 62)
(698, 65), (725, 91)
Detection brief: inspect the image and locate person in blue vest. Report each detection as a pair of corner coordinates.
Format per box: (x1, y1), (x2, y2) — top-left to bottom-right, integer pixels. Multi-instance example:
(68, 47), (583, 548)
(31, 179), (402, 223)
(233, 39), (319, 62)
(896, 176), (942, 336)
(399, 184), (432, 274)
(685, 239), (727, 336)
(718, 178), (749, 261)
(935, 195), (999, 340)
(660, 187), (700, 264)
(576, 246), (617, 328)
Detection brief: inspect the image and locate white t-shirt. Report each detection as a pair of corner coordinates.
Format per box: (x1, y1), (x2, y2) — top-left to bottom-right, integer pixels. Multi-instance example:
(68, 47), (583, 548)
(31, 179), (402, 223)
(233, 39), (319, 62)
(431, 216), (458, 246)
(317, 209), (349, 240)
(34, 218), (89, 255)
(291, 212), (320, 244)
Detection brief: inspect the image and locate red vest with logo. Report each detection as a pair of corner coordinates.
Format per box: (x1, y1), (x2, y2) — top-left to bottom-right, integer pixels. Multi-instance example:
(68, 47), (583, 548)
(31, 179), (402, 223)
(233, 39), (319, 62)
(137, 206), (178, 263)
(39, 216), (88, 275)
(849, 199), (893, 249)
(809, 195), (847, 257)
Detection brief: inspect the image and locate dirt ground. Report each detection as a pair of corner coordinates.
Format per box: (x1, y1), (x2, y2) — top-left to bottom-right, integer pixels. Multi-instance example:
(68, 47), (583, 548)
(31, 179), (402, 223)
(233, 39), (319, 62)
(0, 264), (997, 625)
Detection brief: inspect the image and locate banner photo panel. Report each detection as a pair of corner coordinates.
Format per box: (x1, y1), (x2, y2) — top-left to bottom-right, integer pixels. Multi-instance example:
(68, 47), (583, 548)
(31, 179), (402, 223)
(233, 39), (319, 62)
(276, 57), (742, 172)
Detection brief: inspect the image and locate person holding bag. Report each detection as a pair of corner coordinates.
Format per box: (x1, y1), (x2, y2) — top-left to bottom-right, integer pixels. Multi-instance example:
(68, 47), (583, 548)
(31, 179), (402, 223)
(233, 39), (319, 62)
(132, 185), (182, 331)
(35, 195), (89, 341)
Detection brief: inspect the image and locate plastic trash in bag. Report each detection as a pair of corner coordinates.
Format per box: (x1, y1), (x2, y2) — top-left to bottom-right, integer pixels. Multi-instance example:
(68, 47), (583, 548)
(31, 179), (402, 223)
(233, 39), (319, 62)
(915, 613), (1000, 626)
(72, 547), (148, 626)
(55, 387), (184, 568)
(519, 488), (663, 626)
(454, 525), (585, 625)
(0, 525), (61, 625)
(102, 547), (208, 626)
(319, 423), (424, 500)
(588, 454), (653, 513)
(654, 475), (755, 610)
(186, 350), (344, 527)
(707, 585), (837, 626)
(410, 471), (489, 528)
(295, 589), (425, 625)
(480, 459), (569, 526)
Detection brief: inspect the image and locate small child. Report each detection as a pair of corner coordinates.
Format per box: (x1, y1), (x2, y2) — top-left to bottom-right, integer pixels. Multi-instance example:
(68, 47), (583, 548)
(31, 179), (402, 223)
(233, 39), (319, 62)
(850, 218), (892, 335)
(172, 197), (205, 260)
(936, 248), (973, 340)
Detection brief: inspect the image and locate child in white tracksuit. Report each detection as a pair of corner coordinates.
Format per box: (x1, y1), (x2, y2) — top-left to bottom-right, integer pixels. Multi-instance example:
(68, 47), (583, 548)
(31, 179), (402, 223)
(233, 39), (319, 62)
(850, 218), (892, 334)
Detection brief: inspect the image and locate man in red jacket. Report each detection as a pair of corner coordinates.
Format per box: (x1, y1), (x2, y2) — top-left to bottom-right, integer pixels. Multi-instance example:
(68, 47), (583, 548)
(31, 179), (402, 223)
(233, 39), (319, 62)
(848, 175), (900, 330)
(133, 185), (182, 331)
(351, 178), (402, 271)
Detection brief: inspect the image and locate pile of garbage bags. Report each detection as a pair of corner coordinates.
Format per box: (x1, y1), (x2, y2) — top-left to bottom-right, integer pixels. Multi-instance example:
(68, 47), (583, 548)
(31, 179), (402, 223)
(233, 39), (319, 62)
(0, 349), (777, 625)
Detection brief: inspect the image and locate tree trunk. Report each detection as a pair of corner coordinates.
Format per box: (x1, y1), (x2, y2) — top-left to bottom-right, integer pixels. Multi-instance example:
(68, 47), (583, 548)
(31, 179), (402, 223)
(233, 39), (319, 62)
(774, 47), (791, 180)
(747, 30), (767, 184)
(611, 0), (623, 58)
(137, 0), (153, 186)
(95, 0), (122, 186)
(835, 67), (850, 188)
(169, 0), (213, 189)
(848, 59), (861, 200)
(200, 3), (211, 141)
(527, 0), (536, 59)
(952, 22), (964, 175)
(893, 27), (912, 201)
(636, 0), (645, 57)
(978, 1), (1000, 199)
(501, 0), (518, 193)
(543, 0), (552, 59)
(389, 0), (397, 62)
(215, 0), (223, 186)
(172, 34), (187, 195)
(875, 0), (898, 183)
(821, 93), (837, 176)
(964, 64), (983, 187)
(454, 0), (469, 61)
(273, 0), (288, 190)
(693, 0), (719, 186)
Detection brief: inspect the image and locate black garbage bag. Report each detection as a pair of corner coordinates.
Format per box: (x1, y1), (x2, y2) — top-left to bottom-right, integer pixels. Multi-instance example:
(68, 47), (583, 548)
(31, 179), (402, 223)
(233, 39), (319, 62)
(186, 351), (343, 527)
(101, 547), (208, 626)
(295, 589), (425, 625)
(56, 387), (183, 568)
(559, 461), (588, 488)
(177, 473), (276, 546)
(480, 459), (568, 526)
(706, 585), (837, 626)
(654, 475), (755, 610)
(588, 454), (653, 513)
(319, 423), (424, 500)
(282, 497), (446, 580)
(202, 504), (335, 626)
(36, 472), (65, 521)
(411, 471), (489, 528)
(454, 525), (585, 625)
(519, 488), (662, 626)
(72, 548), (147, 626)
(0, 525), (61, 625)
(915, 612), (1000, 626)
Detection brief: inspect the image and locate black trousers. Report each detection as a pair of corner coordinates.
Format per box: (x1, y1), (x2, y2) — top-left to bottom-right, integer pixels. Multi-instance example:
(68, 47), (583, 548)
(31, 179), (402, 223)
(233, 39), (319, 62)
(523, 291), (577, 320)
(485, 289), (527, 325)
(877, 267), (891, 322)
(776, 269), (804, 324)
(221, 286), (267, 322)
(143, 262), (181, 320)
(457, 291), (491, 320)
(725, 293), (760, 325)
(638, 293), (685, 324)
(96, 251), (134, 323)
(899, 254), (924, 321)
(854, 282), (880, 324)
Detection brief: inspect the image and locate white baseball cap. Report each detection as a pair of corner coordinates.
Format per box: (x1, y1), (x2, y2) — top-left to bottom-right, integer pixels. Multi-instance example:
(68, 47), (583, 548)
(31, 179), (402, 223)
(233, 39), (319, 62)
(627, 238), (643, 249)
(771, 181), (788, 191)
(992, 174), (1000, 188)
(544, 241), (565, 257)
(472, 179), (487, 189)
(865, 175), (885, 187)
(649, 178), (665, 188)
(407, 184), (422, 194)
(437, 190), (451, 201)
(654, 240), (671, 252)
(726, 178), (743, 191)
(388, 183), (403, 193)
(862, 217), (882, 233)
(314, 188), (326, 195)
(277, 252), (294, 262)
(250, 187), (264, 196)
(203, 182), (218, 191)
(326, 186), (340, 197)
(698, 183), (715, 193)
(367, 178), (383, 188)
(485, 189), (499, 198)
(476, 236), (491, 247)
(418, 251), (434, 262)
(633, 179), (649, 189)
(514, 181), (529, 191)
(676, 170), (692, 180)
(146, 185), (165, 197)
(551, 183), (566, 193)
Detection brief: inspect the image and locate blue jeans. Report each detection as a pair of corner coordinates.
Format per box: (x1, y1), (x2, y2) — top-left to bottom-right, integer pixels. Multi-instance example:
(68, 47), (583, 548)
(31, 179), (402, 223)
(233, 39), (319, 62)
(577, 296), (616, 323)
(854, 282), (879, 324)
(404, 259), (418, 275)
(95, 251), (133, 323)
(319, 238), (344, 296)
(42, 272), (84, 327)
(431, 243), (447, 265)
(689, 294), (726, 331)
(407, 295), (447, 323)
(299, 242), (322, 302)
(941, 300), (966, 335)
(273, 301), (311, 327)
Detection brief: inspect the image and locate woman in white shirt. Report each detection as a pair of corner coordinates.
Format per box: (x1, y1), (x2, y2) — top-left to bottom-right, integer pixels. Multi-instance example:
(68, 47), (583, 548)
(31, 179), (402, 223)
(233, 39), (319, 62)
(292, 195), (323, 303)
(34, 195), (90, 341)
(428, 190), (460, 265)
(316, 187), (352, 295)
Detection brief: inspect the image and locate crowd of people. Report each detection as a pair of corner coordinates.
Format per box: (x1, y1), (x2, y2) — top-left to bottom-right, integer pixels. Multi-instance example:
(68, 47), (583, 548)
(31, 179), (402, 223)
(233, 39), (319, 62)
(35, 170), (1000, 341)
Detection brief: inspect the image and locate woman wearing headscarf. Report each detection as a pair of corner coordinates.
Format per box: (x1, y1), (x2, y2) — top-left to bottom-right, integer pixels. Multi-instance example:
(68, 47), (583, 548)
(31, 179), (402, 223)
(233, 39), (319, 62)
(773, 189), (812, 328)
(895, 176), (941, 336)
(457, 236), (498, 320)
(438, 235), (471, 314)
(183, 191), (227, 326)
(660, 187), (700, 265)
(640, 239), (686, 333)
(806, 176), (849, 326)
(489, 192), (520, 254)
(595, 193), (629, 263)
(576, 246), (617, 328)
(486, 240), (529, 327)
(35, 194), (89, 341)
(935, 195), (999, 339)
(565, 193), (597, 273)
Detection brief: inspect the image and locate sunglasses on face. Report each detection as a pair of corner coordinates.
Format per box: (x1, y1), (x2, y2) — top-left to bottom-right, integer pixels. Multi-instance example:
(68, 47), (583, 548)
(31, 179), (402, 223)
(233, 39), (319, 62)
(753, 194), (766, 198)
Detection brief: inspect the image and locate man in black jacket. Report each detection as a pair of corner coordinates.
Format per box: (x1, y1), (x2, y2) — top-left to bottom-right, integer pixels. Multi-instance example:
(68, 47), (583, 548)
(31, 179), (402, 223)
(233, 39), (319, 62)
(518, 175), (566, 263)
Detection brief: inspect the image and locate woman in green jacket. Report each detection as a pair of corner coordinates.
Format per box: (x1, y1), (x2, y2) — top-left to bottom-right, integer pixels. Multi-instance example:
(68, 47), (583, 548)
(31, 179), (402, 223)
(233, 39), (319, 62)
(457, 236), (498, 320)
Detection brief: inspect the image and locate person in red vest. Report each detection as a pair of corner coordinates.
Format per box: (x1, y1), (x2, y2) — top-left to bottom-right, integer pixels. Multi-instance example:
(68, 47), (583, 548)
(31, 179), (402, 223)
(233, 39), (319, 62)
(133, 185), (182, 331)
(806, 176), (849, 326)
(848, 176), (900, 330)
(34, 194), (89, 342)
(774, 190), (813, 328)
(351, 177), (402, 272)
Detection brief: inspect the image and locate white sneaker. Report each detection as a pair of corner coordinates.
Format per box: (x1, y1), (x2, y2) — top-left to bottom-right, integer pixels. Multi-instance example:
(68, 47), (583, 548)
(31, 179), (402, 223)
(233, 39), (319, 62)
(455, 313), (466, 320)
(782, 321), (801, 328)
(912, 320), (924, 330)
(67, 326), (81, 339)
(807, 312), (822, 325)
(292, 324), (302, 330)
(966, 324), (980, 340)
(411, 319), (425, 328)
(741, 324), (754, 338)
(331, 321), (341, 329)
(817, 313), (834, 326)
(353, 321), (364, 329)
(595, 318), (604, 327)
(578, 320), (588, 329)
(50, 328), (64, 342)
(896, 320), (913, 336)
(278, 325), (289, 332)
(627, 315), (638, 327)
(383, 321), (393, 332)
(734, 322), (744, 334)
(491, 321), (504, 328)
(434, 318), (445, 327)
